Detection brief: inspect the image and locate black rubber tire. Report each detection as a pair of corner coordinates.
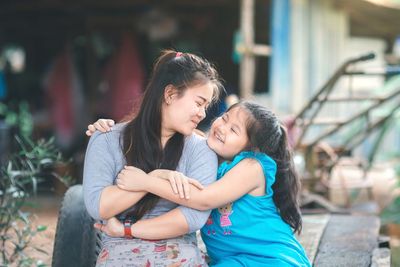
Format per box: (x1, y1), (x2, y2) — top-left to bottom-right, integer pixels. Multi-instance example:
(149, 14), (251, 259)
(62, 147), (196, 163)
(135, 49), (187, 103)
(52, 185), (102, 267)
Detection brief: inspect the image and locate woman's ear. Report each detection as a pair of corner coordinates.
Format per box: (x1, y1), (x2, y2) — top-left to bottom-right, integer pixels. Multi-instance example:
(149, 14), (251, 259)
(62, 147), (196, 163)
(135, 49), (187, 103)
(164, 85), (178, 104)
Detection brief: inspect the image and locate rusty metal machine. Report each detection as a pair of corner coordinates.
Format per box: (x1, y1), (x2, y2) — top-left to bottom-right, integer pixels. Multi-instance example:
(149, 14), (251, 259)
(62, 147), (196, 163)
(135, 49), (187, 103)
(291, 53), (400, 211)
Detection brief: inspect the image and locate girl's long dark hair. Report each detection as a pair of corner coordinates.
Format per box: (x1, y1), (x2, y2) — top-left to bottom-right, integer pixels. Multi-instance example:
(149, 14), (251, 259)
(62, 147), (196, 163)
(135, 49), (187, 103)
(229, 101), (302, 233)
(123, 50), (222, 220)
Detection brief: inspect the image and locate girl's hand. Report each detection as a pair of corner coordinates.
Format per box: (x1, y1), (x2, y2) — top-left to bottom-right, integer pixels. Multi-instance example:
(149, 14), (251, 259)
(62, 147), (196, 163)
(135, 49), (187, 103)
(116, 166), (148, 191)
(93, 217), (124, 237)
(149, 170), (204, 199)
(86, 119), (115, 136)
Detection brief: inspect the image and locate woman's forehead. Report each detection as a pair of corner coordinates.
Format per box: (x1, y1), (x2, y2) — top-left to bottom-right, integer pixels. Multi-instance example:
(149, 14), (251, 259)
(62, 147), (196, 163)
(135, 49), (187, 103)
(186, 82), (214, 102)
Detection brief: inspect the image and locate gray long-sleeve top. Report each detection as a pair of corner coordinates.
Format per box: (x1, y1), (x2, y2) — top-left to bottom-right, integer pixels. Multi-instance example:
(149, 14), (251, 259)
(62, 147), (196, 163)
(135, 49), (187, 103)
(83, 124), (218, 237)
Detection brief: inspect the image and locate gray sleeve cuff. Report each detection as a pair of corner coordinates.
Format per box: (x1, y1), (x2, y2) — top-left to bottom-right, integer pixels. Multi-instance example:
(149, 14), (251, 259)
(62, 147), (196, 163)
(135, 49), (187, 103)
(178, 206), (212, 233)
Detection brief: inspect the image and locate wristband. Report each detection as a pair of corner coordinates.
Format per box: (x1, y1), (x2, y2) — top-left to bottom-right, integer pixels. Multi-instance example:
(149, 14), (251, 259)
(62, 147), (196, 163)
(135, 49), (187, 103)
(124, 219), (133, 239)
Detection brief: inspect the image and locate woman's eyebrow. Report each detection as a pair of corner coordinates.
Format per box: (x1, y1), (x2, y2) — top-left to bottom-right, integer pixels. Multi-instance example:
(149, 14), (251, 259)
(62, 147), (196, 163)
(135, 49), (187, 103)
(197, 95), (209, 103)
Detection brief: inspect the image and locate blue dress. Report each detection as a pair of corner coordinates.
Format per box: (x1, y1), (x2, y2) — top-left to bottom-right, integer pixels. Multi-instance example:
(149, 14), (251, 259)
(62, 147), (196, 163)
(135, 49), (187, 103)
(201, 151), (311, 266)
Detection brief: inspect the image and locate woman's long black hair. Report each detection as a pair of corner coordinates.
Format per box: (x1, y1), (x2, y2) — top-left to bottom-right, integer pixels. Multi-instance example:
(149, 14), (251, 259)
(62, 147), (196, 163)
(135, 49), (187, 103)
(228, 101), (302, 233)
(123, 50), (222, 220)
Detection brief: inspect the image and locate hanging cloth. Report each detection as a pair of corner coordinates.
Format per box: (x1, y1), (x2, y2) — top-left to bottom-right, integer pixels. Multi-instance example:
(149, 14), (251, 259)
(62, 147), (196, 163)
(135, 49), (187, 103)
(101, 33), (145, 121)
(43, 47), (85, 148)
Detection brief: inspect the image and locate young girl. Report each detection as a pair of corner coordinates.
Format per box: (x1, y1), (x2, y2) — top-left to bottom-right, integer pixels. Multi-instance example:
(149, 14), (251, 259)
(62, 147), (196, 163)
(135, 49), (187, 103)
(92, 101), (311, 266)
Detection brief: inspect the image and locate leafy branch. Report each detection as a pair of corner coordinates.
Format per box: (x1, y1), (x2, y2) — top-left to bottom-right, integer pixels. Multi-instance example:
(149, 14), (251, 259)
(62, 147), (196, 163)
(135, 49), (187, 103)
(0, 136), (70, 266)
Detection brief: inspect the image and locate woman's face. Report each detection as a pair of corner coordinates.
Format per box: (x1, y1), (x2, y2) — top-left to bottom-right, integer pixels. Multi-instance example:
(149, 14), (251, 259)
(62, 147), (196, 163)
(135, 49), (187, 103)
(207, 106), (250, 160)
(162, 82), (214, 137)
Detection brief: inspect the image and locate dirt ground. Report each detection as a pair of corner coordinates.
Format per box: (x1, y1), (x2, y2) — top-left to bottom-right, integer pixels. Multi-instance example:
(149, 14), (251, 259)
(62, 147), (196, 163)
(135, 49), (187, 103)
(21, 194), (62, 266)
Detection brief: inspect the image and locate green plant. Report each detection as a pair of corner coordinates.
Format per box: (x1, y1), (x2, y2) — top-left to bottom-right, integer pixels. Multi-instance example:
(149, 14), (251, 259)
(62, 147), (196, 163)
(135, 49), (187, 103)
(381, 196), (400, 225)
(380, 169), (400, 225)
(0, 101), (33, 138)
(0, 136), (70, 266)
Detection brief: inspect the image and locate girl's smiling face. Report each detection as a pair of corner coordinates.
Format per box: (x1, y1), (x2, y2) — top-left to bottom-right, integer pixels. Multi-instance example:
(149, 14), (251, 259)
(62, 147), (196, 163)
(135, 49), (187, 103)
(207, 106), (250, 160)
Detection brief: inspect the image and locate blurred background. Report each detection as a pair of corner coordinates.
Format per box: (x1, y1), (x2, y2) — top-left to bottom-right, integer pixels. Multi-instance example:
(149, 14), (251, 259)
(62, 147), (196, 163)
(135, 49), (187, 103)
(1, 0), (400, 266)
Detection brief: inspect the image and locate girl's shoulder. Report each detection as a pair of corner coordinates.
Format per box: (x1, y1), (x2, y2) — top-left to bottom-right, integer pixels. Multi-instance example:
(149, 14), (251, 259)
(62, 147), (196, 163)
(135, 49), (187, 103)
(233, 151), (276, 169)
(218, 151), (277, 183)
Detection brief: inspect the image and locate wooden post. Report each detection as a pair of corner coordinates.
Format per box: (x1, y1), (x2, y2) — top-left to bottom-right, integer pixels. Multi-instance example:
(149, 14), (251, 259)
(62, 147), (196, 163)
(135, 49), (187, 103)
(239, 0), (271, 99)
(239, 0), (255, 99)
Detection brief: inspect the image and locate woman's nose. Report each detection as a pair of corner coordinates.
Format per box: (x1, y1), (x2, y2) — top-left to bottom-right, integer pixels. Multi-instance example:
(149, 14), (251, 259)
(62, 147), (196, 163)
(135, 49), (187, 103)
(198, 106), (206, 120)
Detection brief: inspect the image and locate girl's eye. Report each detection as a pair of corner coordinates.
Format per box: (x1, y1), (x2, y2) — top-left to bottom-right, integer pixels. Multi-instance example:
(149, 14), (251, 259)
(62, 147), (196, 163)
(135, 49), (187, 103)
(196, 102), (202, 107)
(231, 128), (238, 134)
(222, 115), (227, 122)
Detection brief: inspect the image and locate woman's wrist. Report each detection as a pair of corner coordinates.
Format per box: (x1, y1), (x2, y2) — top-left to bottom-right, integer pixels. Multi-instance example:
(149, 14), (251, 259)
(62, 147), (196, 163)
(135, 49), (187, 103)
(117, 222), (125, 237)
(130, 222), (138, 239)
(141, 174), (156, 192)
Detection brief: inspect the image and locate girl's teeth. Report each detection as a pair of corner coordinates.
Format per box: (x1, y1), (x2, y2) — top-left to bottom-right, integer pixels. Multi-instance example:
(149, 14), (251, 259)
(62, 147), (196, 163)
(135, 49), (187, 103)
(215, 133), (223, 143)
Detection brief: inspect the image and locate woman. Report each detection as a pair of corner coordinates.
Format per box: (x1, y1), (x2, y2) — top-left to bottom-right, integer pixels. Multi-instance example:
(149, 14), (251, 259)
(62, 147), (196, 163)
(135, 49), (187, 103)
(83, 50), (222, 266)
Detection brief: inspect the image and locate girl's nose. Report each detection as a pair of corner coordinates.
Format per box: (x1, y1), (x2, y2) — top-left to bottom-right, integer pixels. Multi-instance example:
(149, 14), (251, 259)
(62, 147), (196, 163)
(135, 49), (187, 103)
(217, 123), (226, 134)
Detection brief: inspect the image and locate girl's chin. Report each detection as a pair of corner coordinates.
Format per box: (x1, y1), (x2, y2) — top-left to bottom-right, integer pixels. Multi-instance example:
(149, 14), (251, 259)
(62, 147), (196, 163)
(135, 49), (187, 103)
(206, 138), (217, 147)
(207, 140), (222, 154)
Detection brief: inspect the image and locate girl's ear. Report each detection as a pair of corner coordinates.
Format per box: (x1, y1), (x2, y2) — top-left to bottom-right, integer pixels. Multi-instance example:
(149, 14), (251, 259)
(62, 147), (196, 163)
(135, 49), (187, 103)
(164, 84), (179, 104)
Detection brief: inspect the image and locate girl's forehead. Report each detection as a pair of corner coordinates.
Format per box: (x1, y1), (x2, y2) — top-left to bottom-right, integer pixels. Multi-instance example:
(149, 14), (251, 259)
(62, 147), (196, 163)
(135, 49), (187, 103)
(227, 106), (251, 122)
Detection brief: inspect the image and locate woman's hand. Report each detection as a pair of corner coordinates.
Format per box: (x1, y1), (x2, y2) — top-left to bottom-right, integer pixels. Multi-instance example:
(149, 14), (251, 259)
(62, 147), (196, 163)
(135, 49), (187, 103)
(149, 170), (204, 199)
(116, 166), (148, 191)
(93, 217), (124, 237)
(86, 119), (115, 136)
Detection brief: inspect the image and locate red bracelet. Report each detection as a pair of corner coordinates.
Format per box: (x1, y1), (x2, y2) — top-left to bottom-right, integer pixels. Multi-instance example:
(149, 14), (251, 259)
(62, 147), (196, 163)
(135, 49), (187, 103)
(124, 219), (133, 239)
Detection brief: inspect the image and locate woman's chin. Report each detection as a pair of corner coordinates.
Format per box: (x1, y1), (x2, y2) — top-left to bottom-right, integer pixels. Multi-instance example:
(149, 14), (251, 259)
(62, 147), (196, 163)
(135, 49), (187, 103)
(180, 127), (196, 136)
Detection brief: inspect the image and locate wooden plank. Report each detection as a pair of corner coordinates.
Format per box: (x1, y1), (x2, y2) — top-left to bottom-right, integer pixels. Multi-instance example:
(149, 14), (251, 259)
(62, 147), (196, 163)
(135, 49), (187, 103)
(198, 214), (381, 266)
(314, 214), (380, 267)
(297, 214), (330, 264)
(371, 248), (391, 267)
(196, 214), (330, 264)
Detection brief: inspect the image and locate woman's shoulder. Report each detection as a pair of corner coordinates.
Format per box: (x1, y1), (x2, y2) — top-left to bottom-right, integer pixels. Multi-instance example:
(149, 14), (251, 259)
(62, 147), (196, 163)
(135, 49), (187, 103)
(87, 123), (126, 150)
(184, 132), (209, 150)
(183, 133), (217, 159)
(110, 122), (127, 133)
